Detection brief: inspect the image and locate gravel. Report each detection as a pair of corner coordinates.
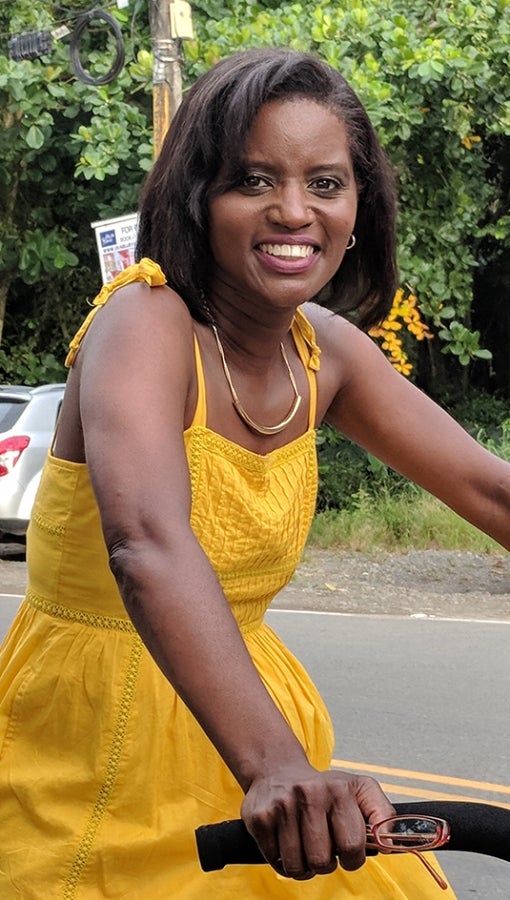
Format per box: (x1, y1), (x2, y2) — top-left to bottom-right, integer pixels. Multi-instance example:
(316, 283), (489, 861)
(274, 548), (510, 620)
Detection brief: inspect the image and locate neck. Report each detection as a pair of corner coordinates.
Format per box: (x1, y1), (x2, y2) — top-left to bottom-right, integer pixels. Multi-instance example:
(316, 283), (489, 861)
(205, 291), (296, 364)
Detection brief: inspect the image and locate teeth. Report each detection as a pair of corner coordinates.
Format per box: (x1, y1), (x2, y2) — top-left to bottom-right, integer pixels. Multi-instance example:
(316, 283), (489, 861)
(259, 243), (315, 259)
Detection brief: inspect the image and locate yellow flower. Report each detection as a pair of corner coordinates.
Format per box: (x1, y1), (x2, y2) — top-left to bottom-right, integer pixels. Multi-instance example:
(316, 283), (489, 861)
(461, 134), (482, 150)
(369, 289), (432, 376)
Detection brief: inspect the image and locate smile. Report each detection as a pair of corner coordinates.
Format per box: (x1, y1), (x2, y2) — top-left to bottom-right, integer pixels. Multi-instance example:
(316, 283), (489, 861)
(258, 243), (316, 260)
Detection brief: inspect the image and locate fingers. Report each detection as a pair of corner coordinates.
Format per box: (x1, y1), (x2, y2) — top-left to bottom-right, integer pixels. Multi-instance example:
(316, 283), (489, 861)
(328, 799), (366, 871)
(355, 774), (396, 826)
(245, 800), (337, 880)
(277, 810), (337, 879)
(242, 768), (393, 881)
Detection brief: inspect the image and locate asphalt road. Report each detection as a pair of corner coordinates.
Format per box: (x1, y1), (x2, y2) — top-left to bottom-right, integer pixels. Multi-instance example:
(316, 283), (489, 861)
(267, 608), (510, 899)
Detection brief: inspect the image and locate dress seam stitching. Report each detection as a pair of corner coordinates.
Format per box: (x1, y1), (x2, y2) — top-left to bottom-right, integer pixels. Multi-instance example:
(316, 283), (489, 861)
(62, 636), (143, 898)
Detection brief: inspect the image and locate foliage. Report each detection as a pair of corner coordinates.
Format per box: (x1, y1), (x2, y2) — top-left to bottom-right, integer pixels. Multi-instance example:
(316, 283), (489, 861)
(316, 424), (407, 512)
(308, 491), (503, 553)
(316, 397), (510, 512)
(445, 390), (510, 438)
(0, 0), (153, 382)
(0, 334), (64, 385)
(185, 0), (510, 386)
(0, 0), (509, 394)
(477, 418), (510, 462)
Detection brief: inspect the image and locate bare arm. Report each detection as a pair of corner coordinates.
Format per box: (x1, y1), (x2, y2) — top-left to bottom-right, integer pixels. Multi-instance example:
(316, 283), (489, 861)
(66, 285), (393, 878)
(319, 315), (510, 551)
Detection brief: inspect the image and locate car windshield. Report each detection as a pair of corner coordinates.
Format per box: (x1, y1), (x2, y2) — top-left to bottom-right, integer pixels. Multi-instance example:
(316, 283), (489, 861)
(0, 399), (29, 432)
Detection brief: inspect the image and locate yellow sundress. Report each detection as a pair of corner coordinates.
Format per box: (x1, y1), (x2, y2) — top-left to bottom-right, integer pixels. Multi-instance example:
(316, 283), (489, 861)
(0, 261), (456, 898)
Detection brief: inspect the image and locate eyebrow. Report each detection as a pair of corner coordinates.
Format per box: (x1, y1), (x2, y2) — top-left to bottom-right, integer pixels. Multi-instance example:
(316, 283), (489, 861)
(240, 158), (353, 178)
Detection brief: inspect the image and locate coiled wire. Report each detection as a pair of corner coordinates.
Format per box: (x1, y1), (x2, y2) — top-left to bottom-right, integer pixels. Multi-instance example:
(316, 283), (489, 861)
(69, 8), (125, 85)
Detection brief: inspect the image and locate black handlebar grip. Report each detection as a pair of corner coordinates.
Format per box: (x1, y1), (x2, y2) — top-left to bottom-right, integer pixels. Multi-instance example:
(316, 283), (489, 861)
(196, 819), (264, 871)
(394, 801), (510, 861)
(195, 801), (510, 871)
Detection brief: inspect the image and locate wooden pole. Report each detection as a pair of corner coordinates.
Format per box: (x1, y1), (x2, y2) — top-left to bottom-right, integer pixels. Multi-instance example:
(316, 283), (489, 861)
(149, 0), (182, 158)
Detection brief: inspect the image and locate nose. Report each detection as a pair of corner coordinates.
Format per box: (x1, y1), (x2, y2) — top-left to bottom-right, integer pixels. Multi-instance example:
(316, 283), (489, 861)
(267, 182), (314, 230)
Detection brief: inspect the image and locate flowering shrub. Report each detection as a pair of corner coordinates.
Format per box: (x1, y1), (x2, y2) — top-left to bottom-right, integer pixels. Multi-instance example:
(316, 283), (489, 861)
(369, 289), (432, 376)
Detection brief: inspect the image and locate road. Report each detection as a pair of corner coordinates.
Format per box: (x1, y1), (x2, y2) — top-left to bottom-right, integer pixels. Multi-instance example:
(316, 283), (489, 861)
(1, 592), (509, 896)
(266, 608), (510, 898)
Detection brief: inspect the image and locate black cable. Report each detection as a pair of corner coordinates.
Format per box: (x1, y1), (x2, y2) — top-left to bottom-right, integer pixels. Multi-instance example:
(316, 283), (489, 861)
(69, 8), (125, 85)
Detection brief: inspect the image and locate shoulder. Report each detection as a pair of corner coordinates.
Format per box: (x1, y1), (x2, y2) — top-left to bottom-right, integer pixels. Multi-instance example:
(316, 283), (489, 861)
(68, 278), (200, 422)
(301, 302), (379, 364)
(301, 302), (399, 422)
(69, 258), (195, 359)
(75, 280), (196, 361)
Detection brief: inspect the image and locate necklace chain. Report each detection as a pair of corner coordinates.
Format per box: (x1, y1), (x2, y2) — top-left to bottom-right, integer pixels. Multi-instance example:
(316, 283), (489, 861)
(210, 323), (302, 436)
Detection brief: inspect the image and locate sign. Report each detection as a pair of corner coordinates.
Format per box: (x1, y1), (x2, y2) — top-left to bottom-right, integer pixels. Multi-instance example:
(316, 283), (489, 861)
(91, 213), (138, 284)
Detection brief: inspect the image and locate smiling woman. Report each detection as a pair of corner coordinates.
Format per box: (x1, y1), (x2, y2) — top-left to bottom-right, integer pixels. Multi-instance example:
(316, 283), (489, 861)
(1, 47), (509, 900)
(207, 100), (358, 314)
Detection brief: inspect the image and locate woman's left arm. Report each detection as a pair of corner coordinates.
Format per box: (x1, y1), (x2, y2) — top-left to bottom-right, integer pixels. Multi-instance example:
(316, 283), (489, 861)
(320, 316), (510, 551)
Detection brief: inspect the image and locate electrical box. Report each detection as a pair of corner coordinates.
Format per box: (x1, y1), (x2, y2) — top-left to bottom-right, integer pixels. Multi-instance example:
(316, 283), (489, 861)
(169, 0), (194, 40)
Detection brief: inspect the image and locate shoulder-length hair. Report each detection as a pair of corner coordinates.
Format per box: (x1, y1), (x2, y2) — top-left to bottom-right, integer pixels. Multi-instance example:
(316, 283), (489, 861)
(136, 48), (398, 330)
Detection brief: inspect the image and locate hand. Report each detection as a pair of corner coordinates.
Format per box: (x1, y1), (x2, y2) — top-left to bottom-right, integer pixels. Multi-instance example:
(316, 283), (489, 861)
(241, 764), (395, 880)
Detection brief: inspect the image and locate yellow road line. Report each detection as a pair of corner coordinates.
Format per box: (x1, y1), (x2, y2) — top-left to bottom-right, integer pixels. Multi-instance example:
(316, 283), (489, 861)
(378, 782), (510, 810)
(332, 758), (510, 796)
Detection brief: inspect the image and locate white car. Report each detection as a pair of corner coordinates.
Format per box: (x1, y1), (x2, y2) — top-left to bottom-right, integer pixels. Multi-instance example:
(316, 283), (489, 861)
(0, 383), (65, 538)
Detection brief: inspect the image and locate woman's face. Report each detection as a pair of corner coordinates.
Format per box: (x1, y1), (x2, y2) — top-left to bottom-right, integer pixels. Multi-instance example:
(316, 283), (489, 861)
(208, 97), (358, 317)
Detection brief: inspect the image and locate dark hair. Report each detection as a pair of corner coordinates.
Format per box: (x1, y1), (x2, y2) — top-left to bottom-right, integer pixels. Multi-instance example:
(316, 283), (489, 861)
(136, 48), (398, 329)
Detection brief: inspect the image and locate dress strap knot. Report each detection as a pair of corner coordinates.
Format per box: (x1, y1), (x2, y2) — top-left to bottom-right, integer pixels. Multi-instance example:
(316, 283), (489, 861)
(293, 307), (321, 372)
(65, 258), (167, 367)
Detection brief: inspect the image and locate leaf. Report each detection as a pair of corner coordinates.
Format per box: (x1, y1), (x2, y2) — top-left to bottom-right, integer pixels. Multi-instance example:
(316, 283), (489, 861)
(25, 125), (45, 150)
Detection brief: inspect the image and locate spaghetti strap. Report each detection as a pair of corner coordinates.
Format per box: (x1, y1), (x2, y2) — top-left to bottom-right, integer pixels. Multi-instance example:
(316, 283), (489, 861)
(191, 333), (207, 428)
(291, 308), (321, 430)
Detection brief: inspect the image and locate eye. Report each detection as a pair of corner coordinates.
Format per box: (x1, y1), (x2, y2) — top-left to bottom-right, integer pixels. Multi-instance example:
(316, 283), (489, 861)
(237, 173), (273, 193)
(309, 176), (343, 194)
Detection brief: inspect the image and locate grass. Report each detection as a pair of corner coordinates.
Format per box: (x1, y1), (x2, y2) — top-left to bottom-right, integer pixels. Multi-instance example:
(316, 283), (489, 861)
(308, 488), (506, 554)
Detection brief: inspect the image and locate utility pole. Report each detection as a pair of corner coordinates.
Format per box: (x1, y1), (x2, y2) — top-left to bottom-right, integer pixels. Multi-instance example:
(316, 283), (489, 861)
(149, 0), (193, 158)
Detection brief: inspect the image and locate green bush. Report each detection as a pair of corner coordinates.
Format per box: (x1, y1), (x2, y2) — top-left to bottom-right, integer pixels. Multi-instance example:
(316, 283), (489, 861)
(445, 390), (510, 440)
(316, 425), (408, 511)
(316, 393), (510, 510)
(477, 418), (510, 462)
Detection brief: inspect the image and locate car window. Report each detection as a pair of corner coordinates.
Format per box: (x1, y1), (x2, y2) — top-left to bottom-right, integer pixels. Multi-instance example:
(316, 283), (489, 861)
(0, 400), (29, 431)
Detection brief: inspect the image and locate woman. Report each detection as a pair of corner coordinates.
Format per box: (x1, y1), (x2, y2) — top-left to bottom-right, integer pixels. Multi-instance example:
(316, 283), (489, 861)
(1, 48), (509, 898)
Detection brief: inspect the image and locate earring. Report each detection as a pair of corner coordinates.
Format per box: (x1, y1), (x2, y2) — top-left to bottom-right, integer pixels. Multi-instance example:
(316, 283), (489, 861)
(346, 234), (356, 250)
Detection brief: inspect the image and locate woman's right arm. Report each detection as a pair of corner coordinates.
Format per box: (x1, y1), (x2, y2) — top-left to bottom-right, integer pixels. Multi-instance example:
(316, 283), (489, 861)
(70, 283), (393, 878)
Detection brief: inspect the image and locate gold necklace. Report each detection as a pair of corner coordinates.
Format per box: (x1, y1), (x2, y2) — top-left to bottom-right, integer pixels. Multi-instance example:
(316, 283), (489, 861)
(210, 323), (302, 436)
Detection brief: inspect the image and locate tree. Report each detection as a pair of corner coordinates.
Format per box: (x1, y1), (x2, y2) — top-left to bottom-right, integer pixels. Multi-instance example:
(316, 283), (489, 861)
(185, 0), (510, 395)
(1, 0), (508, 397)
(0, 1), (153, 381)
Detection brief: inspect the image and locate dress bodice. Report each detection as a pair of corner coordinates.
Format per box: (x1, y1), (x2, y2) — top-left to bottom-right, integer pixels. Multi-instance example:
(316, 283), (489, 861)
(26, 260), (321, 632)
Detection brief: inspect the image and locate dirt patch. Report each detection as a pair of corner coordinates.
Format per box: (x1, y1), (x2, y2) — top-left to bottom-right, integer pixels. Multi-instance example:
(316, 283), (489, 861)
(0, 555), (27, 594)
(1, 547), (509, 620)
(274, 548), (510, 620)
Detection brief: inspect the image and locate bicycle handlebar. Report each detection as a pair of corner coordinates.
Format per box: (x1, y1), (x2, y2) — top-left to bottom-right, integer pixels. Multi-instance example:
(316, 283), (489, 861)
(195, 801), (510, 871)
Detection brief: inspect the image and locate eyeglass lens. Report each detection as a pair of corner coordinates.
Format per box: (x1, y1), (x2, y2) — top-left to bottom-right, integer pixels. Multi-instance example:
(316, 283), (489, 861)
(372, 816), (446, 850)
